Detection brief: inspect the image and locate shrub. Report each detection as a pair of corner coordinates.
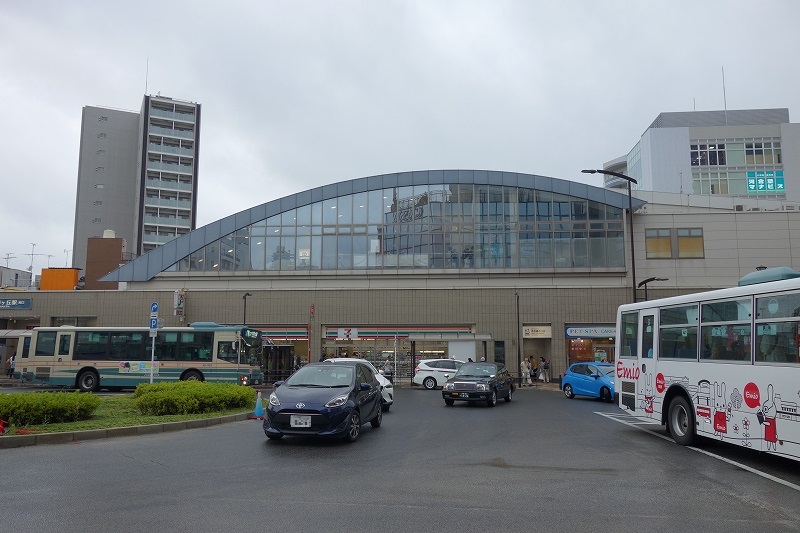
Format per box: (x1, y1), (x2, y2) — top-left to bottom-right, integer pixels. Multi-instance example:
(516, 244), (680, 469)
(0, 391), (101, 426)
(133, 381), (255, 416)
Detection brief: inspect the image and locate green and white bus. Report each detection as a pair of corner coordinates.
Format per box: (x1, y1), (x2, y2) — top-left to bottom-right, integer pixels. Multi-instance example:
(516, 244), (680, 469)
(16, 323), (264, 391)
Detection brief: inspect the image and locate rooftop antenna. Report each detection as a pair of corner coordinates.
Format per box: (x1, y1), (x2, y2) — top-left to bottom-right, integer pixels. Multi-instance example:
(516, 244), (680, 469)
(722, 66), (728, 125)
(2, 253), (15, 268)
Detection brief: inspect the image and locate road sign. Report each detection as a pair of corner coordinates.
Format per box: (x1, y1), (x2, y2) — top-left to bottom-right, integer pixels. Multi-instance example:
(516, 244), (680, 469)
(150, 318), (158, 330)
(151, 302), (159, 314)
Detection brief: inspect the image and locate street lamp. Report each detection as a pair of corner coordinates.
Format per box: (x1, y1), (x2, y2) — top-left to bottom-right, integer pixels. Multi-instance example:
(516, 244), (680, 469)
(242, 292), (252, 325)
(582, 169), (638, 302)
(637, 277), (668, 301)
(515, 292), (522, 387)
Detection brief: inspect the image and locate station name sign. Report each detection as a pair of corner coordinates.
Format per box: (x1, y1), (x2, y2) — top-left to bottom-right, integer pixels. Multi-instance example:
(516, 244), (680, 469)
(0, 298), (32, 310)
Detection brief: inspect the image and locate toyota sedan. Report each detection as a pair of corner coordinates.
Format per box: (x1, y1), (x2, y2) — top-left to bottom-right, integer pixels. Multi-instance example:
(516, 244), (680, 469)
(441, 362), (514, 407)
(263, 361), (383, 442)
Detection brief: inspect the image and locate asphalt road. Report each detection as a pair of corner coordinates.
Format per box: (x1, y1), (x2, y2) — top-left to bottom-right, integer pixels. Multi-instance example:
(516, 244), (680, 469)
(2, 386), (800, 533)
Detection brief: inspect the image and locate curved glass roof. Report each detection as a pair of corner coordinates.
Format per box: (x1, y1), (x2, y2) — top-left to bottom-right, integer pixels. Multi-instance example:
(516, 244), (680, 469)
(102, 170), (645, 282)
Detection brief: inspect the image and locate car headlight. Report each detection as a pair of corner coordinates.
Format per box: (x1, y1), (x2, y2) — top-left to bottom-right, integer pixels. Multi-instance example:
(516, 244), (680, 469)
(325, 394), (348, 408)
(443, 383), (454, 391)
(476, 383), (488, 392)
(268, 392), (280, 407)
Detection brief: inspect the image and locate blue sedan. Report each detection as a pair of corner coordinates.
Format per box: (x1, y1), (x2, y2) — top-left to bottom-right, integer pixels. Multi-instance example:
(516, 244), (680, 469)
(561, 362), (615, 402)
(263, 361), (383, 442)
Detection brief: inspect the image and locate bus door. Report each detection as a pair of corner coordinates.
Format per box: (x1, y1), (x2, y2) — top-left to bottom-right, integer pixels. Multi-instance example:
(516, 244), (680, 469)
(618, 308), (656, 414)
(638, 310), (657, 417)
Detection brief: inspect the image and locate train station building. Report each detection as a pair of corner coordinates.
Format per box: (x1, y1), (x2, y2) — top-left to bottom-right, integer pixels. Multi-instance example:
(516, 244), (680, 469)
(3, 108), (800, 382)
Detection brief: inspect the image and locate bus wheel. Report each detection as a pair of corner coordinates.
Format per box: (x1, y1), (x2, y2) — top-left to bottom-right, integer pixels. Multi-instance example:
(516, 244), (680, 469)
(77, 370), (99, 392)
(182, 370), (203, 382)
(668, 396), (696, 446)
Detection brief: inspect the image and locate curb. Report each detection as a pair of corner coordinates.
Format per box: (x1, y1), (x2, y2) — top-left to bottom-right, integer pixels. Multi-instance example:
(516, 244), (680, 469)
(0, 412), (252, 449)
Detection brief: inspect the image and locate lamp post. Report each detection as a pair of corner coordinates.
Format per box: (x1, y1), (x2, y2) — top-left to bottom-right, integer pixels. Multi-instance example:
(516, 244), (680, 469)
(242, 292), (252, 325)
(582, 169), (638, 302)
(515, 291), (522, 387)
(637, 277), (668, 301)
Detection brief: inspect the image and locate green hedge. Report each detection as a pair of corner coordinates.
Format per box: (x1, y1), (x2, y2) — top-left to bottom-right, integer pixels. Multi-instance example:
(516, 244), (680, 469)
(132, 381), (256, 415)
(0, 391), (101, 426)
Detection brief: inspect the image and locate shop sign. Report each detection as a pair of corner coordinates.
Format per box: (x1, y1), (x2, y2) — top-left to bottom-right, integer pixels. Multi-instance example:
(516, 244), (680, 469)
(523, 325), (552, 338)
(565, 325), (616, 338)
(337, 327), (359, 340)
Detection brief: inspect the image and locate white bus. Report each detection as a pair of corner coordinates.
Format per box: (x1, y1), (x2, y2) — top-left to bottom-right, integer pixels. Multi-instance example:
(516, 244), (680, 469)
(615, 267), (800, 462)
(16, 322), (265, 391)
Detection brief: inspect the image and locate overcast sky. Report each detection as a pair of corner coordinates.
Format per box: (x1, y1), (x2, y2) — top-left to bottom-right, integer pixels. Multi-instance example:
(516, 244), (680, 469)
(2, 1), (799, 275)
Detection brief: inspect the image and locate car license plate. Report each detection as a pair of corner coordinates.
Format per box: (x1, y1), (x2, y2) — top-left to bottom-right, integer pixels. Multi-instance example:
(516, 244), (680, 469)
(459, 392), (469, 398)
(290, 415), (311, 427)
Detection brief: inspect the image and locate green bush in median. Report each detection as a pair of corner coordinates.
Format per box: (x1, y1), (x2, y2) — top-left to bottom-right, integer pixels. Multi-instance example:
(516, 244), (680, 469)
(133, 381), (256, 415)
(0, 391), (102, 426)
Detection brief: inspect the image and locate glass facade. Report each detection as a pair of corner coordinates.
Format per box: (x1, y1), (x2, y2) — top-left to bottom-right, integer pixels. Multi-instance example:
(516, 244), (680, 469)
(167, 183), (625, 273)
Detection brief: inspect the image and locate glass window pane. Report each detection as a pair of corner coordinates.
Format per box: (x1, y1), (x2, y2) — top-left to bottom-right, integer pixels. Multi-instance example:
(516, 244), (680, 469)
(322, 235), (337, 269)
(265, 236), (280, 270)
(296, 236), (311, 270)
(338, 195), (352, 225)
(250, 236), (265, 270)
(280, 236), (295, 270)
(323, 198), (337, 225)
(353, 192), (367, 224)
(233, 237), (250, 271)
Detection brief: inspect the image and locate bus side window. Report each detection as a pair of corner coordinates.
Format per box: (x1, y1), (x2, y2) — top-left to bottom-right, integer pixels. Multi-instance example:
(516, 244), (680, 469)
(642, 315), (654, 358)
(58, 335), (71, 356)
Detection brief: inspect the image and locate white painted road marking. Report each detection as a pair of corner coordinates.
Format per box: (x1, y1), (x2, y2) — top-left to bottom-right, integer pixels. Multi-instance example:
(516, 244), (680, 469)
(596, 411), (800, 492)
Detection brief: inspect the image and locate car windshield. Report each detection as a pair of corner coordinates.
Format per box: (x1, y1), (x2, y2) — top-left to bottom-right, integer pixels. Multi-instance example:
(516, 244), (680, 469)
(328, 358), (379, 374)
(454, 363), (495, 378)
(595, 365), (615, 376)
(285, 365), (353, 387)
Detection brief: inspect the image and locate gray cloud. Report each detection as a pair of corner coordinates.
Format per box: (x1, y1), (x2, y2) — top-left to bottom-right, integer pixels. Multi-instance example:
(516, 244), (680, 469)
(2, 0), (799, 272)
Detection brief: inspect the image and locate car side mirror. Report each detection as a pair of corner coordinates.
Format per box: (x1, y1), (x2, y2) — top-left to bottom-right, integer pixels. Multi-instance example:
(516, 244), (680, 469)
(360, 382), (371, 390)
(443, 373), (450, 379)
(274, 380), (285, 388)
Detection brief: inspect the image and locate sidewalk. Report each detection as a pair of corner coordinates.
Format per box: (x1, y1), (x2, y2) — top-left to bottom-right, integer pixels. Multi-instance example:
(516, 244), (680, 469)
(0, 376), (28, 388)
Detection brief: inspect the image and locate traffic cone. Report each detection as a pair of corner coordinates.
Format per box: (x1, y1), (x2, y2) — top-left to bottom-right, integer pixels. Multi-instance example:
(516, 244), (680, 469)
(252, 390), (265, 419)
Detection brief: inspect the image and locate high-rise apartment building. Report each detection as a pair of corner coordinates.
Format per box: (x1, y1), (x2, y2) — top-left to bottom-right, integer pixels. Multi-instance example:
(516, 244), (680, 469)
(72, 95), (201, 274)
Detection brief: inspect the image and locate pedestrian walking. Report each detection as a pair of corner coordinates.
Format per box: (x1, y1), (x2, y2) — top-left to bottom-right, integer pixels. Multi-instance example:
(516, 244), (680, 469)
(539, 356), (550, 383)
(6, 354), (15, 378)
(383, 357), (394, 383)
(520, 358), (530, 386)
(528, 357), (537, 385)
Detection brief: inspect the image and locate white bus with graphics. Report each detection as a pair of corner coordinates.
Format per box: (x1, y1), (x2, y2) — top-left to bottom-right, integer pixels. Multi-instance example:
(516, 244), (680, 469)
(615, 267), (800, 461)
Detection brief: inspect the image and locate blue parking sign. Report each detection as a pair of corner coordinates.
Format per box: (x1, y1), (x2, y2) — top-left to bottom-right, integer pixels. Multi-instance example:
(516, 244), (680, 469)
(150, 318), (158, 329)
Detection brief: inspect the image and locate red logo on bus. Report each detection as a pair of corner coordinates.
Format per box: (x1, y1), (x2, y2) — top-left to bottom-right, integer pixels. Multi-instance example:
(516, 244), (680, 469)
(616, 361), (640, 380)
(743, 382), (760, 408)
(655, 373), (665, 393)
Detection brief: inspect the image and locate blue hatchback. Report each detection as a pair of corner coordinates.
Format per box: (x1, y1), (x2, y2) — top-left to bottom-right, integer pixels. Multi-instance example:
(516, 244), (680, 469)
(263, 361), (383, 442)
(561, 362), (615, 402)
